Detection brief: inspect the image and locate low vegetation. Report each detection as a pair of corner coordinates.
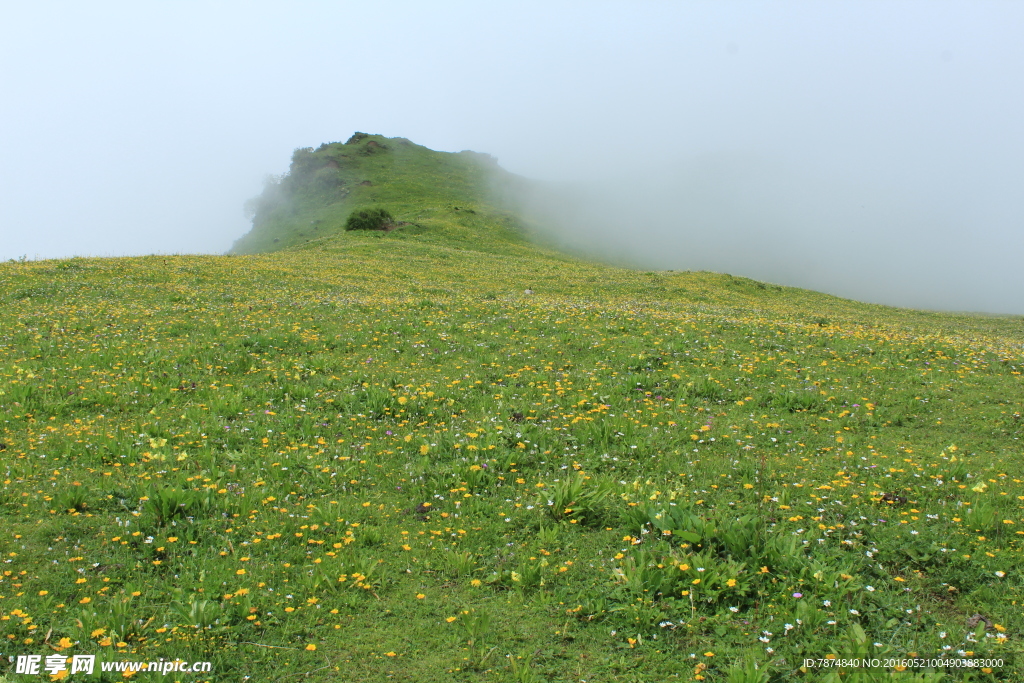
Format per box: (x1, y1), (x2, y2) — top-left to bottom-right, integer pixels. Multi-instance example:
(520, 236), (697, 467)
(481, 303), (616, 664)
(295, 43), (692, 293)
(345, 208), (395, 232)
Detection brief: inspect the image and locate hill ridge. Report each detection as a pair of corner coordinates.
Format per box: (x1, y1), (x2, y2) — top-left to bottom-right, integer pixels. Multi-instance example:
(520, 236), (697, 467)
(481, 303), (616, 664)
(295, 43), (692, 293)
(230, 133), (523, 255)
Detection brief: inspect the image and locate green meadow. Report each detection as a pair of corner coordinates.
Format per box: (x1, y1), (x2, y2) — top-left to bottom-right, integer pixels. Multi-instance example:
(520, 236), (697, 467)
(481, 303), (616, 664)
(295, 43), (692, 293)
(1, 135), (1022, 682)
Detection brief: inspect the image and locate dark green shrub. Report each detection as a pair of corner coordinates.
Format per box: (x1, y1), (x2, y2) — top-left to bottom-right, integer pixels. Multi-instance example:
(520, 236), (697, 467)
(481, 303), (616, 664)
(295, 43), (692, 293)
(345, 207), (394, 231)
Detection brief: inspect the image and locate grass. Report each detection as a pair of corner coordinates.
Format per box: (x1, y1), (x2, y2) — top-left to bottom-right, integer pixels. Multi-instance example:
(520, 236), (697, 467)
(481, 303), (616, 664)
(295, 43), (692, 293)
(1, 135), (1022, 681)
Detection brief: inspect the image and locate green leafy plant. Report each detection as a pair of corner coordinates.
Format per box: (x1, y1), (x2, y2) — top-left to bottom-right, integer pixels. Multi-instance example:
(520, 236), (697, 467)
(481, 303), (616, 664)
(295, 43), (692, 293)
(546, 473), (613, 525)
(726, 658), (772, 683)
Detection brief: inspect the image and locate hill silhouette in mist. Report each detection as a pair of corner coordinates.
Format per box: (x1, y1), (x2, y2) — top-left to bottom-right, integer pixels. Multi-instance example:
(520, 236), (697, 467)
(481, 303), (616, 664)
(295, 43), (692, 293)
(231, 133), (531, 255)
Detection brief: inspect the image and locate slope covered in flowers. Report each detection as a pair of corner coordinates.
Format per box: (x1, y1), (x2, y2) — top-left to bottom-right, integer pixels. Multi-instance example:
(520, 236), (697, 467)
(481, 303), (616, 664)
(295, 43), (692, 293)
(2, 139), (1023, 680)
(2, 245), (1022, 681)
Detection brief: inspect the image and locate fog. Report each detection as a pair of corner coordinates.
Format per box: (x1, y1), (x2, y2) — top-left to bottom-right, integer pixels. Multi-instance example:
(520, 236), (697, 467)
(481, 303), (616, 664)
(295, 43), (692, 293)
(504, 149), (1024, 314)
(2, 2), (1022, 313)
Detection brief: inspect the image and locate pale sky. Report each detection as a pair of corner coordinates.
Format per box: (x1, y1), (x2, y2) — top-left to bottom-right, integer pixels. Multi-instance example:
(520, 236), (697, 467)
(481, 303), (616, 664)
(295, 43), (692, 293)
(2, 2), (1022, 313)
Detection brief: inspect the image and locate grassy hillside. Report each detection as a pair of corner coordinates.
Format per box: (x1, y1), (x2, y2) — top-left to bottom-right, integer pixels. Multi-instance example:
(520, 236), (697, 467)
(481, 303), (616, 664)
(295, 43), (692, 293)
(2, 137), (1023, 682)
(230, 133), (530, 256)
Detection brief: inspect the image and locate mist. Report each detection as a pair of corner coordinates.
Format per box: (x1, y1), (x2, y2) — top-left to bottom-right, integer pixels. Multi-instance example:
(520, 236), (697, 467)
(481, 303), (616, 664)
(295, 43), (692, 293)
(2, 2), (1022, 314)
(504, 148), (1024, 314)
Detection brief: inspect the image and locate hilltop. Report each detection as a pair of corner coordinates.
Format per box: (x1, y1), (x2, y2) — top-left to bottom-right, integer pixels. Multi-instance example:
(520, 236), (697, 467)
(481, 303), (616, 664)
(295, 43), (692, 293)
(0, 135), (1022, 682)
(230, 132), (530, 255)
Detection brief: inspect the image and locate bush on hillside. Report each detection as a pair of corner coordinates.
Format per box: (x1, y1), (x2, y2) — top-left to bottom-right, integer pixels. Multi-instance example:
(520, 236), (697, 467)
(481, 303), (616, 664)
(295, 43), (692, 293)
(345, 207), (394, 231)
